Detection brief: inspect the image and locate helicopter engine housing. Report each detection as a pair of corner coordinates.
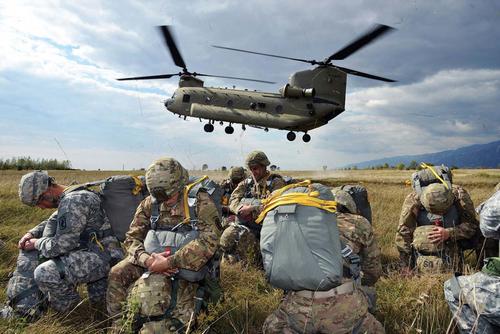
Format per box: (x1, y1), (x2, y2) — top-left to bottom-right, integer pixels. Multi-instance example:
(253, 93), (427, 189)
(280, 83), (315, 98)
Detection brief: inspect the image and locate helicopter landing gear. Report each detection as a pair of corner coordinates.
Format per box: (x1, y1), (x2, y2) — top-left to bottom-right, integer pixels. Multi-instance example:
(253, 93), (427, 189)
(302, 133), (311, 142)
(225, 125), (234, 134)
(287, 131), (296, 141)
(242, 124), (246, 131)
(204, 123), (214, 133)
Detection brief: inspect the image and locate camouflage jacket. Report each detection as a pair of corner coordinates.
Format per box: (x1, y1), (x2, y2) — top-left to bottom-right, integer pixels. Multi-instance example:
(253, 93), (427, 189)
(337, 212), (382, 286)
(395, 185), (478, 264)
(229, 172), (286, 215)
(124, 191), (222, 271)
(220, 178), (238, 214)
(479, 190), (500, 240)
(29, 189), (107, 259)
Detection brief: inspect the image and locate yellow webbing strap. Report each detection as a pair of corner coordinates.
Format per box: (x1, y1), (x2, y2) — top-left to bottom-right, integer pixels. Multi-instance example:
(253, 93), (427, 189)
(183, 175), (208, 222)
(255, 180), (337, 224)
(131, 176), (144, 195)
(420, 163), (450, 190)
(91, 233), (105, 251)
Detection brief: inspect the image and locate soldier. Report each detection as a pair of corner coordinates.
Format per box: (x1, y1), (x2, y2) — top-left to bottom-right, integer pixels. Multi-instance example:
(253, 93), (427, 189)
(333, 189), (382, 313)
(395, 182), (478, 274)
(219, 151), (285, 266)
(444, 189), (500, 334)
(106, 158), (222, 332)
(219, 166), (246, 227)
(3, 171), (118, 319)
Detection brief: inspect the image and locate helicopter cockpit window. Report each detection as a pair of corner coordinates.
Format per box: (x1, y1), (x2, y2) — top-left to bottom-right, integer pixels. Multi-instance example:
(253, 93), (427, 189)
(227, 100), (234, 107)
(249, 102), (257, 110)
(258, 102), (266, 109)
(205, 96), (211, 103)
(182, 94), (191, 103)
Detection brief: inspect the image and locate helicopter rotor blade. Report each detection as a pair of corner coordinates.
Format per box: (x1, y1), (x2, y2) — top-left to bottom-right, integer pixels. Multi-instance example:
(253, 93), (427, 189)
(117, 73), (179, 81)
(196, 73), (276, 84)
(327, 24), (395, 61)
(334, 65), (396, 82)
(212, 45), (314, 65)
(158, 25), (187, 70)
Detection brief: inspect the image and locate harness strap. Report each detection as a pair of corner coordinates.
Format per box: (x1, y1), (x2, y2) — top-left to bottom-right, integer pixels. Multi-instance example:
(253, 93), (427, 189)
(150, 198), (160, 230)
(341, 243), (361, 284)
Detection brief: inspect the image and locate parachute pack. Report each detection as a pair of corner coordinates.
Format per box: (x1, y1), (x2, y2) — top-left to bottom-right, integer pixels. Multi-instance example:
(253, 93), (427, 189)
(339, 184), (373, 224)
(258, 180), (360, 291)
(412, 164), (452, 195)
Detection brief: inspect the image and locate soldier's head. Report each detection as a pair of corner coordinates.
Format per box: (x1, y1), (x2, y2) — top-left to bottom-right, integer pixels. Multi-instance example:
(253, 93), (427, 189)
(19, 171), (61, 209)
(146, 157), (189, 203)
(245, 150), (270, 181)
(332, 188), (357, 214)
(420, 183), (454, 215)
(228, 166), (246, 185)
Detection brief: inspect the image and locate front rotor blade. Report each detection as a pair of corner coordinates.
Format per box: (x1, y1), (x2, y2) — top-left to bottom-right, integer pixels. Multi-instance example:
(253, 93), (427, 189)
(328, 24), (395, 61)
(158, 25), (187, 70)
(334, 66), (396, 82)
(212, 45), (313, 64)
(196, 73), (276, 84)
(117, 73), (179, 81)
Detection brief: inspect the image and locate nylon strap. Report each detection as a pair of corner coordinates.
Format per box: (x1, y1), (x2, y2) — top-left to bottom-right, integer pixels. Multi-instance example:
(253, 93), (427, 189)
(131, 176), (144, 196)
(150, 198), (160, 230)
(420, 163), (450, 190)
(183, 175), (208, 222)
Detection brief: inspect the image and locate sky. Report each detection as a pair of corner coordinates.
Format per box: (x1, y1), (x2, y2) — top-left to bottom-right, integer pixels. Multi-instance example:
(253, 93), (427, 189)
(0, 0), (499, 170)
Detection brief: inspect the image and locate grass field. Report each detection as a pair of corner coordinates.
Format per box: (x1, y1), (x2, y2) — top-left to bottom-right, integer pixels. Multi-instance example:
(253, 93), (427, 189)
(0, 169), (498, 333)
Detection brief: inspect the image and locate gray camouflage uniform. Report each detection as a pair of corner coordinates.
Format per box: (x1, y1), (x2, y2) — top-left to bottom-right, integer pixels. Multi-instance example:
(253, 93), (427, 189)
(8, 189), (115, 314)
(444, 190), (500, 333)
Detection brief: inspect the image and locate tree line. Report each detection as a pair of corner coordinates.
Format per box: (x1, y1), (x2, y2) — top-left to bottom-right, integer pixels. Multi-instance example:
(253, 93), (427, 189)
(343, 161), (459, 171)
(0, 157), (72, 170)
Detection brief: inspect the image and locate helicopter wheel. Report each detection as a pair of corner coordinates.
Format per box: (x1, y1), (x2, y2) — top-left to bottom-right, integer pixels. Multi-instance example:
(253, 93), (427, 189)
(287, 131), (296, 141)
(302, 133), (311, 142)
(225, 125), (234, 134)
(204, 123), (214, 133)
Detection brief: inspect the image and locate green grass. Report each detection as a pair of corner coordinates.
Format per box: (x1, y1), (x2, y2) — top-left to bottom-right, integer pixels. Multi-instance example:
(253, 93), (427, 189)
(0, 169), (498, 333)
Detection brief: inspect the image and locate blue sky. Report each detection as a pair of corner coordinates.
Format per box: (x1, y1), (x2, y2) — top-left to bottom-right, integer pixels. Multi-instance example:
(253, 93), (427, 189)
(0, 0), (499, 170)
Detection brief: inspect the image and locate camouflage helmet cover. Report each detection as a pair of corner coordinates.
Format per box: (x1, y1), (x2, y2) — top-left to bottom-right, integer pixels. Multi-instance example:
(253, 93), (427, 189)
(229, 166), (246, 182)
(245, 150), (270, 167)
(18, 171), (51, 206)
(420, 183), (453, 215)
(145, 157), (189, 198)
(331, 188), (357, 214)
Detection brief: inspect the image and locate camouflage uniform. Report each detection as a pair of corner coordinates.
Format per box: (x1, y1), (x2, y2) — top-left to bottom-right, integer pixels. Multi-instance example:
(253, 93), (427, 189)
(220, 152), (285, 266)
(106, 158), (221, 331)
(443, 189), (500, 334)
(220, 167), (246, 228)
(395, 184), (478, 272)
(7, 188), (114, 315)
(262, 213), (384, 333)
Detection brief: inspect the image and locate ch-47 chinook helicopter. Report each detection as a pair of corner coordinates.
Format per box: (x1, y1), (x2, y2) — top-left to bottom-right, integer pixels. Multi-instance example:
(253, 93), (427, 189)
(118, 25), (396, 142)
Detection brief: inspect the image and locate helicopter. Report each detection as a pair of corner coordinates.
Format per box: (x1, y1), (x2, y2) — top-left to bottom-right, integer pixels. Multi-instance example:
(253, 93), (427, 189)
(118, 25), (396, 142)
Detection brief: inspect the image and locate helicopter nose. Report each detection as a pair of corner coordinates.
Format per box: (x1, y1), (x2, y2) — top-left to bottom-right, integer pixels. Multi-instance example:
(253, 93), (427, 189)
(165, 99), (173, 109)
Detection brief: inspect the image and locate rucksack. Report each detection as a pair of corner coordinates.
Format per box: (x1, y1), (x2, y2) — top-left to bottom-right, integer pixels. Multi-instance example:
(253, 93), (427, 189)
(339, 184), (372, 224)
(412, 164), (452, 195)
(258, 180), (359, 291)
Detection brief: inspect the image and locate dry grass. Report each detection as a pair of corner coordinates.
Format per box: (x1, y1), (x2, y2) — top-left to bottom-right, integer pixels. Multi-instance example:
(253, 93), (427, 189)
(0, 169), (498, 333)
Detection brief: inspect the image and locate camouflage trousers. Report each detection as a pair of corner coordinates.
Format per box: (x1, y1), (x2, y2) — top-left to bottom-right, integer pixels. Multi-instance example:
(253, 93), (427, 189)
(219, 223), (261, 267)
(263, 288), (385, 334)
(7, 249), (110, 315)
(444, 272), (500, 334)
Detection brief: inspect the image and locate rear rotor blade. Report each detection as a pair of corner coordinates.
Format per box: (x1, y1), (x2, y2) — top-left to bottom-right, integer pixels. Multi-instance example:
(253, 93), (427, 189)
(117, 73), (179, 81)
(334, 65), (396, 82)
(212, 45), (314, 65)
(327, 24), (395, 61)
(196, 73), (276, 84)
(158, 25), (187, 70)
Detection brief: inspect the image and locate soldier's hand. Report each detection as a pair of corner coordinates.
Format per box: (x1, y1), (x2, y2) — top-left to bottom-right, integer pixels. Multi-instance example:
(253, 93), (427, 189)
(238, 205), (254, 221)
(18, 232), (34, 249)
(428, 226), (450, 243)
(150, 253), (178, 275)
(23, 238), (37, 251)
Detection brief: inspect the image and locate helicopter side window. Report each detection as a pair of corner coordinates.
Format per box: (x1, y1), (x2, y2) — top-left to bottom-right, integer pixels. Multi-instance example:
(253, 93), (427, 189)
(275, 105), (283, 113)
(182, 94), (191, 103)
(258, 102), (266, 109)
(227, 100), (234, 107)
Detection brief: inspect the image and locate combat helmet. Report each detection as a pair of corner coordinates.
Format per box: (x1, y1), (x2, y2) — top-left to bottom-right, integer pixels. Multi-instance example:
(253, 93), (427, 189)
(18, 171), (52, 206)
(245, 150), (270, 167)
(229, 167), (246, 183)
(146, 157), (189, 201)
(420, 183), (453, 215)
(332, 188), (357, 214)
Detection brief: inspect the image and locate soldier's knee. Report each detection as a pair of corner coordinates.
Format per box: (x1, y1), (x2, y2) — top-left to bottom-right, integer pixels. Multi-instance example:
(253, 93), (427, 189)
(34, 261), (60, 285)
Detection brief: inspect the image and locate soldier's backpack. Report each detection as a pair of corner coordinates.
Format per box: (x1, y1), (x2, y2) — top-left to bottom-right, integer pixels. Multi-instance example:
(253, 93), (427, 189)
(412, 164), (453, 195)
(258, 181), (360, 291)
(339, 184), (373, 224)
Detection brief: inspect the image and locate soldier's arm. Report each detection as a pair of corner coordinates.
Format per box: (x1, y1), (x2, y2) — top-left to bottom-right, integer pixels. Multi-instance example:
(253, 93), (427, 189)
(28, 211), (57, 237)
(359, 222), (382, 286)
(447, 186), (479, 240)
(35, 195), (92, 258)
(229, 180), (246, 214)
(170, 191), (222, 271)
(395, 192), (419, 265)
(270, 176), (286, 192)
(123, 197), (152, 268)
